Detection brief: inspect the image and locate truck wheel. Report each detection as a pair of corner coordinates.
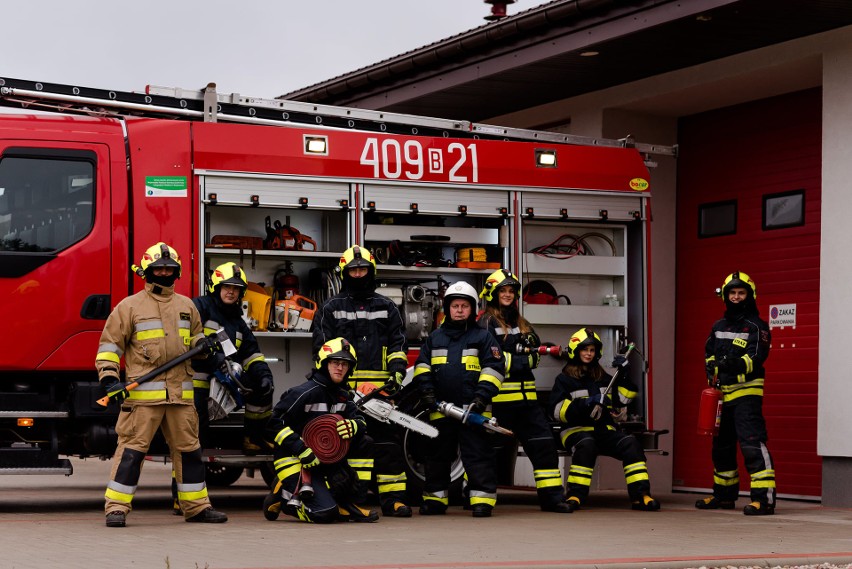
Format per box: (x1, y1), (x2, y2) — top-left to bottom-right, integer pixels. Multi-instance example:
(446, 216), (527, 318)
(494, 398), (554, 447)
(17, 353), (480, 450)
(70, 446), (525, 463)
(259, 461), (278, 489)
(204, 464), (244, 487)
(402, 411), (464, 504)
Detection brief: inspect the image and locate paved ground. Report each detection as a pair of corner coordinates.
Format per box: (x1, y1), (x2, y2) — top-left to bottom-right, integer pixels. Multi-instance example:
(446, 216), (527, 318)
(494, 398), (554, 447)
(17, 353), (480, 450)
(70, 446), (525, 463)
(1, 458), (852, 569)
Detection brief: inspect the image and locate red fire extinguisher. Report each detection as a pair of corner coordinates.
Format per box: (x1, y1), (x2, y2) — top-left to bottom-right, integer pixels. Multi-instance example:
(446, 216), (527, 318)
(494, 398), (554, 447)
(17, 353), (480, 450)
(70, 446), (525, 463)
(697, 378), (723, 436)
(274, 262), (300, 300)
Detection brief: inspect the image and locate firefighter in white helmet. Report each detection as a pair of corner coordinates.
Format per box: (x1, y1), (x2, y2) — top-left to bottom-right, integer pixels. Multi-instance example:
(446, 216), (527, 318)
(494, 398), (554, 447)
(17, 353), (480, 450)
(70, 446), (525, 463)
(95, 242), (228, 527)
(696, 271), (776, 515)
(549, 327), (660, 512)
(414, 281), (505, 518)
(311, 245), (412, 517)
(478, 269), (572, 513)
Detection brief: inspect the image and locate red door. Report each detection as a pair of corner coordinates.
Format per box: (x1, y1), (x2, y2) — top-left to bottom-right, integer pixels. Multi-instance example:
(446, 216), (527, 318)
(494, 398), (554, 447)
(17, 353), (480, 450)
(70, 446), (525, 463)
(673, 89), (822, 498)
(0, 121), (125, 371)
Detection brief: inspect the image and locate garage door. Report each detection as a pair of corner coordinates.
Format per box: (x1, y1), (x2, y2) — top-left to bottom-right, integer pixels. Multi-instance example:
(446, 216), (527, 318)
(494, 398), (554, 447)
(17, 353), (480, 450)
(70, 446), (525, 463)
(673, 88), (822, 499)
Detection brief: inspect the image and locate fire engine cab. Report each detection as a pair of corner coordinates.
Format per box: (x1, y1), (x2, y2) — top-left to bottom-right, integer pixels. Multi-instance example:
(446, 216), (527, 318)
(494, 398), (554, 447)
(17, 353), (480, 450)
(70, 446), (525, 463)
(0, 77), (670, 491)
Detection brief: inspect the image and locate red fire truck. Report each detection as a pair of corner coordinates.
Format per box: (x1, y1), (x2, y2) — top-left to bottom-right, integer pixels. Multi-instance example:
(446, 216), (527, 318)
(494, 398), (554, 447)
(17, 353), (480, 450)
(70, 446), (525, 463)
(0, 77), (670, 490)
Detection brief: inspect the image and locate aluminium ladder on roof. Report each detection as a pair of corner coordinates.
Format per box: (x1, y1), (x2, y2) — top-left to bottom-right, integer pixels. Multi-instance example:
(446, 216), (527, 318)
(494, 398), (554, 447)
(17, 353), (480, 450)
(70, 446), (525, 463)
(0, 77), (676, 157)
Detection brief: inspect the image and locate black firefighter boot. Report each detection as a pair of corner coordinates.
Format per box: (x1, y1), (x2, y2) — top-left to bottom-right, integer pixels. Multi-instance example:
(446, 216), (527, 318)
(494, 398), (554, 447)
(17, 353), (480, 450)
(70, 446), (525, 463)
(186, 507), (229, 523)
(243, 418), (275, 455)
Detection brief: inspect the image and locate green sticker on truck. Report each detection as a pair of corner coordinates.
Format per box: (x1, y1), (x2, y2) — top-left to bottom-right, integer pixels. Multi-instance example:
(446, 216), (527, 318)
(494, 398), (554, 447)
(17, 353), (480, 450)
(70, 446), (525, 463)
(145, 176), (187, 198)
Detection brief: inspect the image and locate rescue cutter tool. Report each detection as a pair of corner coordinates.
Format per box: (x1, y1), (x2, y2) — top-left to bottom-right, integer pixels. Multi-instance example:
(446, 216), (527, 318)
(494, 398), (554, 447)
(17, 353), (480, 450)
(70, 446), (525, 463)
(436, 401), (514, 436)
(353, 383), (439, 439)
(96, 328), (235, 407)
(591, 343), (636, 421)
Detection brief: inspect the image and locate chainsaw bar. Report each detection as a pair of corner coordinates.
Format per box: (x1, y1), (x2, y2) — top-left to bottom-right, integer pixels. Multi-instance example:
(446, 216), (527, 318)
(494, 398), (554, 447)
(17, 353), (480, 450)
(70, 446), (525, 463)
(355, 395), (438, 438)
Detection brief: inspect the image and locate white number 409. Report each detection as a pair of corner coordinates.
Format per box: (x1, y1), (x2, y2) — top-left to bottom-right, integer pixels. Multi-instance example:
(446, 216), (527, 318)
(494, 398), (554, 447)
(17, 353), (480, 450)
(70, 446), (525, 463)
(360, 138), (478, 183)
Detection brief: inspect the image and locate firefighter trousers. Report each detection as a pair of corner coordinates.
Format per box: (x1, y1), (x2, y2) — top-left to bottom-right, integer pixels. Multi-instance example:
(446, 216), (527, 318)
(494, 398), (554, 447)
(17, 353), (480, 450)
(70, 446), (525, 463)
(269, 438), (371, 523)
(105, 404), (212, 519)
(564, 428), (650, 504)
(493, 401), (564, 507)
(423, 418), (497, 510)
(354, 416), (407, 509)
(711, 396), (776, 505)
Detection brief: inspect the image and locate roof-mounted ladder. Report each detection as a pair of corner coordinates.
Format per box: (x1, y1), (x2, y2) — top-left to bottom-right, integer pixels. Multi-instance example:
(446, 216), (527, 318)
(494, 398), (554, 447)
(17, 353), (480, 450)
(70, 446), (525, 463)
(0, 77), (676, 156)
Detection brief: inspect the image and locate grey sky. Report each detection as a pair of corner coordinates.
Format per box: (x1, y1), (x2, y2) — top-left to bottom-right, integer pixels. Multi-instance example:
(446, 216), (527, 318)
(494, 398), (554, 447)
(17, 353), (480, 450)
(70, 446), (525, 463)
(3, 1), (551, 99)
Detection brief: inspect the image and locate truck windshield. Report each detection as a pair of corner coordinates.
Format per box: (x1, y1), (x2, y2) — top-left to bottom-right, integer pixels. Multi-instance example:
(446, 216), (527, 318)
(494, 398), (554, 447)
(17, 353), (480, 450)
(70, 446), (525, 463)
(0, 153), (95, 252)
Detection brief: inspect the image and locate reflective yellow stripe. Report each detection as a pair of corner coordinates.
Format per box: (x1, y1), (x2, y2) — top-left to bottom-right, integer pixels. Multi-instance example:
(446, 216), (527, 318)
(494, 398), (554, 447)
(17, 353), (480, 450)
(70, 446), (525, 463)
(128, 390), (167, 400)
(193, 379), (211, 389)
(274, 427), (294, 445)
(625, 472), (649, 484)
(478, 373), (502, 388)
(137, 329), (165, 340)
(378, 482), (406, 492)
(751, 480), (776, 488)
(181, 389), (193, 400)
(96, 352), (121, 363)
(104, 488), (134, 503)
(431, 356), (448, 365)
(469, 496), (496, 507)
(178, 488), (209, 501)
(424, 495), (449, 506)
(493, 392), (525, 402)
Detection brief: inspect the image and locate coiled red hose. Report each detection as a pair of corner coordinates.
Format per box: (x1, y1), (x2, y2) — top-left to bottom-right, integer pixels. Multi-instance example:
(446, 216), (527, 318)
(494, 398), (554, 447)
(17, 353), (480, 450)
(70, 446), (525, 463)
(302, 414), (350, 463)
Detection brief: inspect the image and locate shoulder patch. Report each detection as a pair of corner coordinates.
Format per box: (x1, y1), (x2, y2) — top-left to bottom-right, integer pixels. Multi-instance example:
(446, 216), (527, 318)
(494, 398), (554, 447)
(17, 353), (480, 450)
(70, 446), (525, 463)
(491, 346), (502, 360)
(180, 312), (191, 321)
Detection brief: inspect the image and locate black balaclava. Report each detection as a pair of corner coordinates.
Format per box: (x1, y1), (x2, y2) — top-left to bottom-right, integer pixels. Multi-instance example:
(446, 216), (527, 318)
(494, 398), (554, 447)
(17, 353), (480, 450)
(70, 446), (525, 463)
(724, 288), (758, 319)
(146, 270), (177, 290)
(343, 269), (376, 299)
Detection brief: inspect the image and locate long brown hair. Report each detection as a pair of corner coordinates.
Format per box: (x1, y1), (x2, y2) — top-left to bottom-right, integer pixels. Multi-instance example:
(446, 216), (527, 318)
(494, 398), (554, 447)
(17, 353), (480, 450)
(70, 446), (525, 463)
(562, 362), (604, 381)
(482, 304), (531, 340)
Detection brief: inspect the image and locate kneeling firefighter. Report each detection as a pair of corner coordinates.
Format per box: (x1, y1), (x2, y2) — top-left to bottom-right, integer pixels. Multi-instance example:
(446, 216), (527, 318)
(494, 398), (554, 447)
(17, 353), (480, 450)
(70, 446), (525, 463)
(262, 337), (379, 523)
(549, 328), (660, 512)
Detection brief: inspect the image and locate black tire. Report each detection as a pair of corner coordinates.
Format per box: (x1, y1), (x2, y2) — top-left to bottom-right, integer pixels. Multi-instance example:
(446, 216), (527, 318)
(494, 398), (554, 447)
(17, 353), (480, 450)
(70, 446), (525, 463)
(259, 461), (278, 489)
(204, 463), (244, 487)
(402, 410), (464, 504)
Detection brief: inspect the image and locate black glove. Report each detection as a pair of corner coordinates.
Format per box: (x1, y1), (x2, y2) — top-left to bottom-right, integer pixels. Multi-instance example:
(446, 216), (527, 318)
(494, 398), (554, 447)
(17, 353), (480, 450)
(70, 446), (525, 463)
(421, 389), (437, 410)
(585, 393), (604, 408)
(468, 396), (487, 415)
(299, 447), (320, 469)
(384, 372), (404, 396)
(258, 375), (274, 398)
(611, 355), (628, 368)
(101, 377), (129, 404)
(586, 394), (604, 421)
(201, 334), (222, 356)
(705, 359), (717, 381)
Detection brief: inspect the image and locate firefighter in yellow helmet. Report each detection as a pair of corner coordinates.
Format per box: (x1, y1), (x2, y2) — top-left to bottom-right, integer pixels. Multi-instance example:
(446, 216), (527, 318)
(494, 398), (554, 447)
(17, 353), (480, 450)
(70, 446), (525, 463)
(697, 271), (776, 515)
(165, 262), (277, 514)
(192, 262), (274, 451)
(549, 327), (660, 512)
(262, 337), (378, 523)
(95, 242), (227, 527)
(311, 245), (412, 517)
(478, 269), (571, 513)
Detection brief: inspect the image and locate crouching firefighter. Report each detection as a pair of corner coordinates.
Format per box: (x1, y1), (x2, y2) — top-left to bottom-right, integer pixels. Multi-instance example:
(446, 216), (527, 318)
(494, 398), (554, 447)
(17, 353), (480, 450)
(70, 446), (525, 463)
(549, 328), (660, 512)
(96, 242), (228, 527)
(262, 338), (379, 523)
